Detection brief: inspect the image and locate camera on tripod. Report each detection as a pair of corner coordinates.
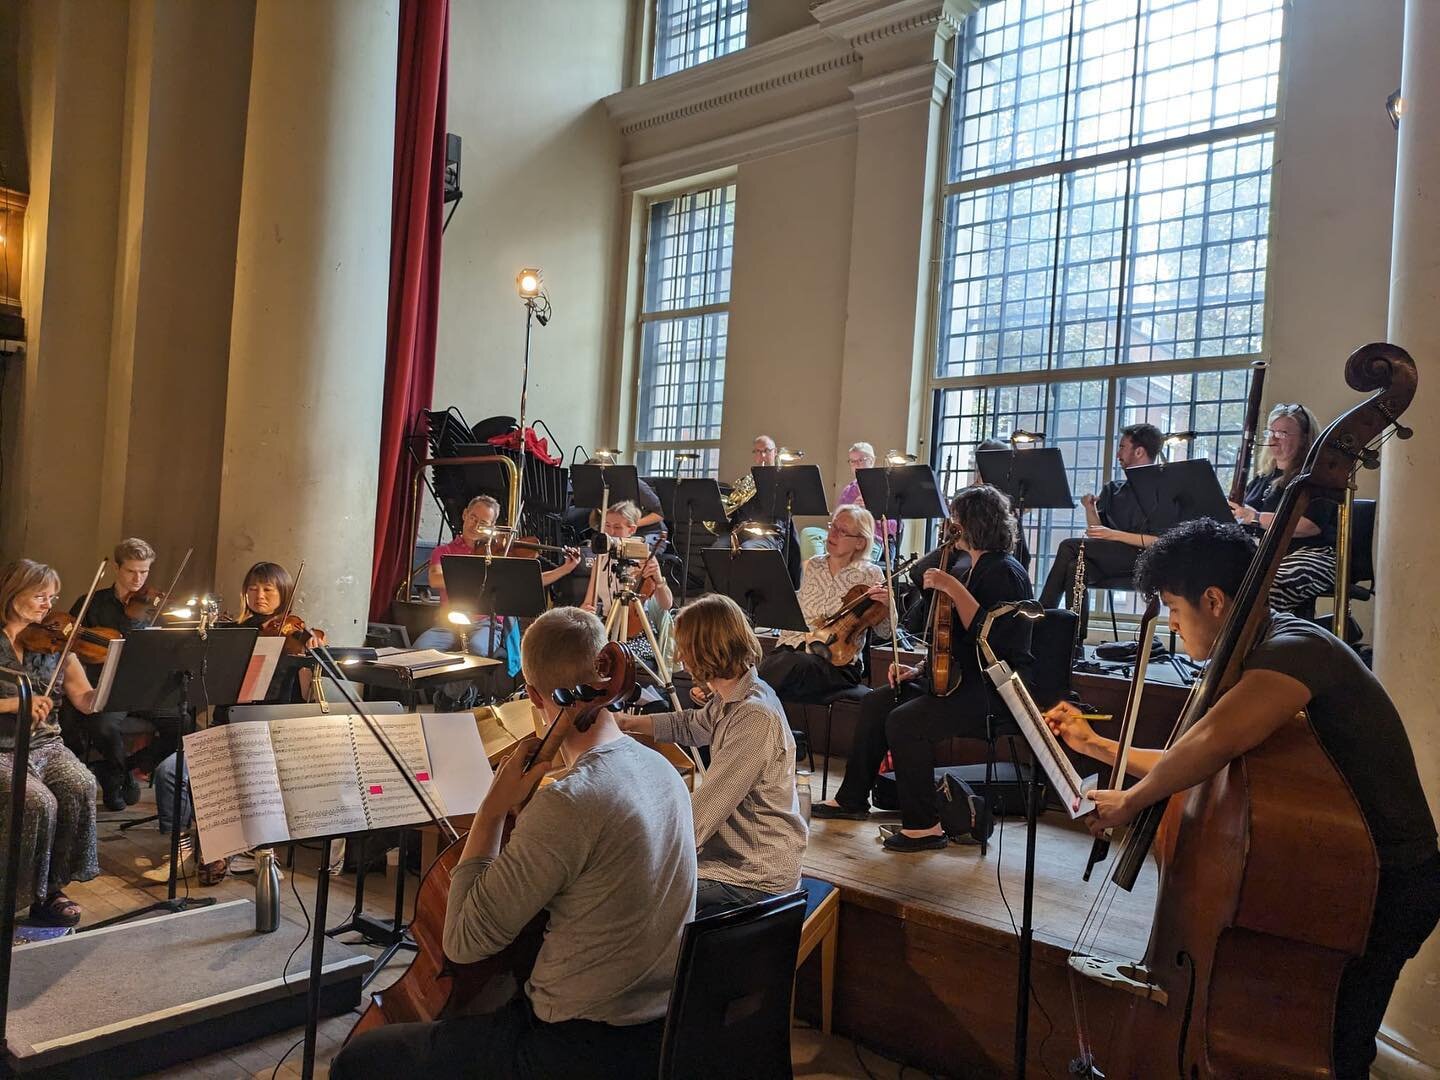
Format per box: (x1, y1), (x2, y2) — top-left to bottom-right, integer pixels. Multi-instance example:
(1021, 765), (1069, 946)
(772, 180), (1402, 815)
(590, 533), (652, 564)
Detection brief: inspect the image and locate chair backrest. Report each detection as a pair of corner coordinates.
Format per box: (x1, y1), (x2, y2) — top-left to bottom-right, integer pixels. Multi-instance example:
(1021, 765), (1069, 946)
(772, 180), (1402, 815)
(1024, 609), (1079, 711)
(1349, 498), (1376, 586)
(659, 890), (806, 1080)
(365, 622), (411, 649)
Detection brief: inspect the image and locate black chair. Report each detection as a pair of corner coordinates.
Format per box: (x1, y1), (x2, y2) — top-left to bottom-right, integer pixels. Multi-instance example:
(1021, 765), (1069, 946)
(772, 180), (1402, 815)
(365, 622), (411, 649)
(659, 890), (807, 1080)
(1300, 498), (1376, 637)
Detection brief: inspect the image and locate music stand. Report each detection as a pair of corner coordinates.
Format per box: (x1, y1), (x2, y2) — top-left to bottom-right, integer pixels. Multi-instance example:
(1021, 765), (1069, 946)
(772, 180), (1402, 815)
(701, 548), (807, 632)
(854, 465), (949, 523)
(1123, 458), (1231, 527)
(752, 464), (828, 567)
(976, 448), (1075, 515)
(87, 626), (259, 930)
(645, 476), (678, 521)
(675, 478), (727, 606)
(571, 463), (640, 510)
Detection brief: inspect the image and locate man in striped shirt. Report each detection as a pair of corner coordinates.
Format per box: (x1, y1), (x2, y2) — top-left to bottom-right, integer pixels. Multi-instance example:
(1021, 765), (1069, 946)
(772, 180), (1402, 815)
(623, 594), (808, 916)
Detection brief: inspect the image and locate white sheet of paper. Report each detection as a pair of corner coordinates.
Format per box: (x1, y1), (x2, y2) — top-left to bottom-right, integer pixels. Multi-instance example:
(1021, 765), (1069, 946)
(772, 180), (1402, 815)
(351, 714), (446, 828)
(238, 637), (286, 702)
(268, 716), (369, 838)
(184, 725), (291, 859)
(421, 712), (494, 817)
(91, 639), (125, 712)
(985, 661), (1096, 819)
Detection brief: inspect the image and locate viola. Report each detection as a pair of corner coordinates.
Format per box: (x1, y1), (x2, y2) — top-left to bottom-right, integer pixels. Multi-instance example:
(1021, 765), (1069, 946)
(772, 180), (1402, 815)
(801, 554), (918, 668)
(927, 527), (963, 697)
(348, 643), (637, 1038)
(18, 611), (121, 666)
(258, 612), (327, 657)
(122, 584), (166, 624)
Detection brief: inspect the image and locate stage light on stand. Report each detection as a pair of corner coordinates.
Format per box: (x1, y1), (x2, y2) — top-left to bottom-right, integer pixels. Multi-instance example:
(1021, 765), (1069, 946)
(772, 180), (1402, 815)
(516, 268), (542, 299)
(1008, 430), (1045, 447)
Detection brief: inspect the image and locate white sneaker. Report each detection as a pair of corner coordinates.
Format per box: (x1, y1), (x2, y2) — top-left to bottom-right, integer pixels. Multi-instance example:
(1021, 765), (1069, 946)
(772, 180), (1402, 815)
(229, 850), (257, 873)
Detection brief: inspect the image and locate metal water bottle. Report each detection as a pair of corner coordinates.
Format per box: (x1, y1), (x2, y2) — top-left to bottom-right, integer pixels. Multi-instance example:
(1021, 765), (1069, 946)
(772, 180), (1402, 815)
(255, 848), (280, 933)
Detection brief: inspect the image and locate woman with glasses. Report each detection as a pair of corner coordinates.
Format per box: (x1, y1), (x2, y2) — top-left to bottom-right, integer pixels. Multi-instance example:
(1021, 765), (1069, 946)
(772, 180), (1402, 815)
(756, 504), (889, 702)
(0, 559), (102, 926)
(813, 486), (1034, 852)
(1229, 403), (1338, 614)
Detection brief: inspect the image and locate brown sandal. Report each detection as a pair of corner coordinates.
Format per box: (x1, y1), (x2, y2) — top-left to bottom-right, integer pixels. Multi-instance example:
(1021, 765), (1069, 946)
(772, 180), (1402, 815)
(30, 893), (81, 927)
(198, 858), (230, 887)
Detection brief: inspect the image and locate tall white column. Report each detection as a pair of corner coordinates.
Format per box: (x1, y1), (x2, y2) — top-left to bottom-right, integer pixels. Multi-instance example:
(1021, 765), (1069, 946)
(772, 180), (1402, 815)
(1372, 1), (1440, 1075)
(215, 0), (397, 642)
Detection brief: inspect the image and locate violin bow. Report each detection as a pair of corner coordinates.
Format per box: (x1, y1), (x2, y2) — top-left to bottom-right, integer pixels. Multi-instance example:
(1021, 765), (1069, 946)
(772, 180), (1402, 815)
(277, 559), (305, 627)
(147, 547), (193, 628)
(44, 559), (109, 697)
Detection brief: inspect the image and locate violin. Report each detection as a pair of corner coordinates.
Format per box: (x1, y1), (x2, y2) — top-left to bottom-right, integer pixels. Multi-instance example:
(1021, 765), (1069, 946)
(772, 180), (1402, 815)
(122, 584), (166, 624)
(348, 643), (637, 1038)
(18, 611), (121, 666)
(800, 554), (917, 668)
(258, 612), (326, 657)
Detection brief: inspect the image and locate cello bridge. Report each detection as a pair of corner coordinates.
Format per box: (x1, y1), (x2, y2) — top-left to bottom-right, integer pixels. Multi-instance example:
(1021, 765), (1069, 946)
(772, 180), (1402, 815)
(1067, 955), (1167, 1005)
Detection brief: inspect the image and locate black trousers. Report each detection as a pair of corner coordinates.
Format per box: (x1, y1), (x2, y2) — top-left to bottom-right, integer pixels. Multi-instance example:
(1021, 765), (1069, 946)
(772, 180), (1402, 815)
(62, 706), (188, 791)
(1332, 851), (1440, 1078)
(833, 680), (992, 829)
(1038, 537), (1141, 609)
(330, 995), (666, 1080)
(757, 646), (859, 704)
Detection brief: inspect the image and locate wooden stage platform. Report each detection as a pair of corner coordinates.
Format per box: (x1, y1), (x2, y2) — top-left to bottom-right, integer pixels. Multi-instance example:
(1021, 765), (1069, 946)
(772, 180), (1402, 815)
(799, 792), (1159, 1078)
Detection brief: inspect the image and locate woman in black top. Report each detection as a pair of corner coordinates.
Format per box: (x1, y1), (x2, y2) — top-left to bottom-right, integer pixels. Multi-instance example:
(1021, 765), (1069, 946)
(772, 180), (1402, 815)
(1230, 403), (1337, 613)
(813, 485), (1034, 852)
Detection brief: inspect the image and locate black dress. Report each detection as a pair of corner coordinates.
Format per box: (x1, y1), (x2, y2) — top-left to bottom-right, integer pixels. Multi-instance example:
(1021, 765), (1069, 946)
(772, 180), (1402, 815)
(1242, 471), (1337, 613)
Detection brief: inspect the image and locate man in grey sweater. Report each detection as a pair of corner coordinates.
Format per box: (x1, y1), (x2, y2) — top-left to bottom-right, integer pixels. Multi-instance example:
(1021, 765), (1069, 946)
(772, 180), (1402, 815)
(623, 594), (808, 916)
(332, 607), (696, 1080)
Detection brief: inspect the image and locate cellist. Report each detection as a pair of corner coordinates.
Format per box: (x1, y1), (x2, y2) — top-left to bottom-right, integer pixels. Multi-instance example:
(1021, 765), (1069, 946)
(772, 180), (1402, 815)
(1051, 519), (1440, 1078)
(331, 606), (696, 1080)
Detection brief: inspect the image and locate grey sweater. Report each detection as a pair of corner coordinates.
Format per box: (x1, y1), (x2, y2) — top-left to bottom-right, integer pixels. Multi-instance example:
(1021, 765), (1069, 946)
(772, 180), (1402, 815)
(443, 736), (696, 1025)
(649, 668), (808, 894)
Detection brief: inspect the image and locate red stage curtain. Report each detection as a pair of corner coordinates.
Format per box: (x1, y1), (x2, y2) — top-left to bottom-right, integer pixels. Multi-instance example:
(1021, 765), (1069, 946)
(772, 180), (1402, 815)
(370, 0), (449, 621)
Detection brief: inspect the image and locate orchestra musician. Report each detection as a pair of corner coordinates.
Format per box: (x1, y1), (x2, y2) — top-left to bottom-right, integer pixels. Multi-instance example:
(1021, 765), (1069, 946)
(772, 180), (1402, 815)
(0, 559), (102, 927)
(1047, 519), (1440, 1078)
(1229, 403), (1339, 614)
(800, 443), (898, 561)
(63, 538), (190, 810)
(813, 486), (1034, 852)
(620, 593), (806, 917)
(1038, 423), (1163, 609)
(757, 504), (888, 702)
(330, 607), (696, 1080)
(708, 434), (790, 556)
(582, 500), (672, 661)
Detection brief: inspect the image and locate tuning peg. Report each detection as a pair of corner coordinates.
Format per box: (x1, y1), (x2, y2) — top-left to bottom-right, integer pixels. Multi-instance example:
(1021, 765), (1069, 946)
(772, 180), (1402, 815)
(1394, 422), (1414, 440)
(1359, 448), (1381, 470)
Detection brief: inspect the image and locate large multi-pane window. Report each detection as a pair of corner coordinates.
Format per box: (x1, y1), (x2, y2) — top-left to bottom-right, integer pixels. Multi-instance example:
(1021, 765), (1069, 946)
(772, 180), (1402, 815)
(652, 0), (748, 79)
(633, 184), (737, 479)
(930, 0), (1283, 592)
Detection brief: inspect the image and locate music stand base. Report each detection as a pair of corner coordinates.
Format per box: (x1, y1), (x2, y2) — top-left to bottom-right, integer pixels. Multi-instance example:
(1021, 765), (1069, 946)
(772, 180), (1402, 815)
(88, 895), (217, 931)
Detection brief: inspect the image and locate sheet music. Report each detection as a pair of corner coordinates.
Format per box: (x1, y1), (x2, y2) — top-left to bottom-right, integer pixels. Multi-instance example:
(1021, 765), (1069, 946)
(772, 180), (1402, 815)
(238, 637), (286, 703)
(351, 714), (446, 828)
(91, 639), (125, 712)
(184, 725), (290, 859)
(420, 713), (494, 817)
(268, 716), (370, 836)
(984, 661), (1097, 820)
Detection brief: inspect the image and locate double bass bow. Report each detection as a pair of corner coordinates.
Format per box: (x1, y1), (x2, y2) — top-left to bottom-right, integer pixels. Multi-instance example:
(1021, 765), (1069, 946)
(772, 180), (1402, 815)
(1066, 342), (1417, 1079)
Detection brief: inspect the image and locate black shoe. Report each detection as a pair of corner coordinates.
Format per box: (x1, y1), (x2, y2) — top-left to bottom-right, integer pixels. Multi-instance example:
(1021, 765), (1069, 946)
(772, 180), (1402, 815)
(121, 771), (141, 807)
(811, 801), (870, 821)
(102, 787), (127, 812)
(882, 832), (947, 852)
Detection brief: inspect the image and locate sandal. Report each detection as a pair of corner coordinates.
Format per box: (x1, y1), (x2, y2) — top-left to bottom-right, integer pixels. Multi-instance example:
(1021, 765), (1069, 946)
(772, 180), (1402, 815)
(198, 858), (230, 887)
(30, 892), (81, 927)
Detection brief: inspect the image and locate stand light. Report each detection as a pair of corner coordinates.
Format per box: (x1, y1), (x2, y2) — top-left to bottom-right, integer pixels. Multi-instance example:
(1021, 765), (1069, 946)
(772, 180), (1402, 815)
(1008, 430), (1044, 447)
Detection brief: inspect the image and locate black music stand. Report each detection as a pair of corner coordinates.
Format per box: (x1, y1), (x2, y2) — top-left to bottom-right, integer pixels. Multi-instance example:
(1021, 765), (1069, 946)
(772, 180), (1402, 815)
(855, 464), (950, 523)
(751, 464), (828, 566)
(701, 548), (807, 632)
(87, 626), (259, 930)
(675, 478), (727, 606)
(571, 463), (639, 510)
(1123, 458), (1231, 527)
(976, 448), (1075, 516)
(646, 476), (678, 521)
(441, 555), (548, 686)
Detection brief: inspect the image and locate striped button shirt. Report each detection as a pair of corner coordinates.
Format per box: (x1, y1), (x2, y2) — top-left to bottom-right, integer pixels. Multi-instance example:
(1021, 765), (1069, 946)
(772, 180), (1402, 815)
(777, 554), (887, 648)
(648, 668), (808, 895)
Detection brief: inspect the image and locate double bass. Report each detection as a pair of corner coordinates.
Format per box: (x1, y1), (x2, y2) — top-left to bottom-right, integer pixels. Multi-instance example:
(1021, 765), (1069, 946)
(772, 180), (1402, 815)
(347, 642), (637, 1035)
(1068, 343), (1416, 1078)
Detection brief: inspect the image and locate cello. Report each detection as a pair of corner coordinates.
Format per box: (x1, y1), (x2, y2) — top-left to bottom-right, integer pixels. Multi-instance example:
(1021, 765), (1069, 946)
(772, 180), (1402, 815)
(345, 642), (637, 1036)
(1067, 343), (1416, 1078)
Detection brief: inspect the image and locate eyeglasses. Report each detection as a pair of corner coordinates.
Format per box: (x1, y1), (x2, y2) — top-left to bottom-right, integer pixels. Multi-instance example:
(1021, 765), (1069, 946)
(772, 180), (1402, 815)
(826, 521), (862, 540)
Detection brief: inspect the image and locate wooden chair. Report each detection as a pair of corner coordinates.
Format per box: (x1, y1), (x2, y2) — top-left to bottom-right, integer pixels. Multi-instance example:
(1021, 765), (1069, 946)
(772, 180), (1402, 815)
(795, 876), (839, 1033)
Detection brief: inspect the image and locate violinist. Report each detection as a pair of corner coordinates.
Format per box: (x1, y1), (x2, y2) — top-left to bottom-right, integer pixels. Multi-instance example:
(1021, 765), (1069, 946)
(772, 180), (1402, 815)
(757, 504), (888, 702)
(235, 561), (326, 702)
(581, 500), (672, 661)
(65, 537), (186, 811)
(1051, 520), (1439, 1078)
(330, 607), (696, 1080)
(621, 594), (807, 917)
(813, 486), (1034, 853)
(1229, 403), (1339, 614)
(0, 559), (102, 926)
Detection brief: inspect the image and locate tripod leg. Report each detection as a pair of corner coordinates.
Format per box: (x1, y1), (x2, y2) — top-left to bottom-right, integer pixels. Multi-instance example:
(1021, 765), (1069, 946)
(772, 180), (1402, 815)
(629, 599), (705, 776)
